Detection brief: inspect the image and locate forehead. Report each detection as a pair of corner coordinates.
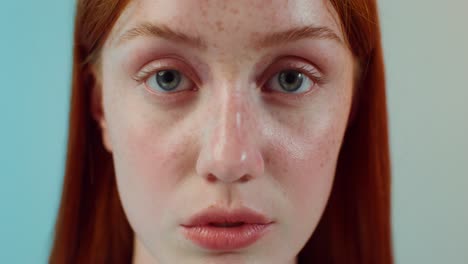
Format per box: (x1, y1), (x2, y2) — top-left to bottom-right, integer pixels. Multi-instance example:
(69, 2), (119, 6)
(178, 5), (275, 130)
(108, 0), (343, 48)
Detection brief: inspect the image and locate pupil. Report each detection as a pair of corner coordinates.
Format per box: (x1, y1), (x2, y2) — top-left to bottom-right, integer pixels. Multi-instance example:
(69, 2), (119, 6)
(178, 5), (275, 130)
(156, 70), (180, 91)
(162, 72), (174, 82)
(285, 72), (296, 84)
(279, 70), (303, 92)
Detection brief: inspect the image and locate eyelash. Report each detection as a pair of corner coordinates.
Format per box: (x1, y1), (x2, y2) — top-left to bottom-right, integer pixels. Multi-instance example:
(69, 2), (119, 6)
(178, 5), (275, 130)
(132, 58), (324, 98)
(132, 59), (198, 85)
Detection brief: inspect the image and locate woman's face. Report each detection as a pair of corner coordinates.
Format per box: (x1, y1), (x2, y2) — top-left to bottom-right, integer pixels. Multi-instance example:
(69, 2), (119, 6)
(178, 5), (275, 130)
(96, 0), (355, 263)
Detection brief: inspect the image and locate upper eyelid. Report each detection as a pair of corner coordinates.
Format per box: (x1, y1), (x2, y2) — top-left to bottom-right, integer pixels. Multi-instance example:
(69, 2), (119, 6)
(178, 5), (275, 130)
(132, 58), (201, 85)
(273, 57), (323, 76)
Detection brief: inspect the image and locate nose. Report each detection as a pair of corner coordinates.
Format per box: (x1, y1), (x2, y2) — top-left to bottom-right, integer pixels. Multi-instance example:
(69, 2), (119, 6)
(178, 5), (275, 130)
(195, 90), (265, 184)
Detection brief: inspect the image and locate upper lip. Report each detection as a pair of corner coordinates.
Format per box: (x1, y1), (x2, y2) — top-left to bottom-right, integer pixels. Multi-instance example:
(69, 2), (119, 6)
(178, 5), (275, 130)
(181, 206), (273, 227)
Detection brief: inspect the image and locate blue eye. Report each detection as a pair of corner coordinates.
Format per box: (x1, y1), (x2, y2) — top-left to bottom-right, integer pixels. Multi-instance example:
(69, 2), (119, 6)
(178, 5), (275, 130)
(145, 70), (193, 93)
(267, 70), (313, 94)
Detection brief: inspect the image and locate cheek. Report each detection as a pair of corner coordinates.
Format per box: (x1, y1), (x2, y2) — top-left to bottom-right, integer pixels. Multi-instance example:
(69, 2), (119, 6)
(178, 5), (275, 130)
(270, 123), (345, 255)
(272, 121), (344, 213)
(111, 122), (170, 232)
(107, 102), (192, 236)
(288, 131), (342, 213)
(102, 68), (189, 198)
(267, 88), (351, 241)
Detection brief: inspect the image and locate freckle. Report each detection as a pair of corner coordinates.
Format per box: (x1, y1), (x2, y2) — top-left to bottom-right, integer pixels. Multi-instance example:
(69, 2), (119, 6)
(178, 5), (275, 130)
(215, 20), (224, 32)
(222, 1), (228, 9)
(250, 31), (260, 40)
(264, 155), (271, 167)
(230, 8), (239, 15)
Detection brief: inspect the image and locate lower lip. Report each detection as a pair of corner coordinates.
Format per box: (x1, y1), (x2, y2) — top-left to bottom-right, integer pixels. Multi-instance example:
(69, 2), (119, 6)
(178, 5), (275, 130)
(181, 223), (272, 251)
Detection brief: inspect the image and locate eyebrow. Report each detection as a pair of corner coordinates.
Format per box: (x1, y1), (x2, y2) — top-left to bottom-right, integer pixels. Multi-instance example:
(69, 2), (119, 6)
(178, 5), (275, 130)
(116, 22), (207, 49)
(253, 25), (343, 49)
(115, 22), (343, 49)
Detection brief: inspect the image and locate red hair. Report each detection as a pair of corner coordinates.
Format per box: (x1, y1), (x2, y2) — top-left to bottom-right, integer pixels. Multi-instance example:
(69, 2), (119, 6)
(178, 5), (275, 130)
(49, 0), (393, 263)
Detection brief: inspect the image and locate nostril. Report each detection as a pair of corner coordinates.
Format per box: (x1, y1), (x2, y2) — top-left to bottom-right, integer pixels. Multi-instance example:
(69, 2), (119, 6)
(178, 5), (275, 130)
(239, 174), (251, 183)
(206, 174), (217, 183)
(204, 173), (251, 184)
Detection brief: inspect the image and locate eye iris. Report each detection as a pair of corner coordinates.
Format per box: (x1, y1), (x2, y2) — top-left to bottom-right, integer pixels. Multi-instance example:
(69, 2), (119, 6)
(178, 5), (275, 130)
(156, 70), (181, 91)
(278, 70), (303, 92)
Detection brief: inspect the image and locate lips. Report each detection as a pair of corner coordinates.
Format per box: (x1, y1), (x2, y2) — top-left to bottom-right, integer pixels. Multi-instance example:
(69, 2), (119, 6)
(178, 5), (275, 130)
(181, 207), (272, 227)
(180, 207), (274, 251)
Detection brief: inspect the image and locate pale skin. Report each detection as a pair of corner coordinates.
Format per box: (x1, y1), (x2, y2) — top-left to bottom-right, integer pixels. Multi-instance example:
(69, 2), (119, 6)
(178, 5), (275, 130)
(93, 0), (356, 263)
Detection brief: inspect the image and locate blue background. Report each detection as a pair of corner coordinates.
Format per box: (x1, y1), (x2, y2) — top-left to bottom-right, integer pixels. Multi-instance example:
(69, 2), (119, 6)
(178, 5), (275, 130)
(1, 0), (467, 263)
(0, 0), (73, 262)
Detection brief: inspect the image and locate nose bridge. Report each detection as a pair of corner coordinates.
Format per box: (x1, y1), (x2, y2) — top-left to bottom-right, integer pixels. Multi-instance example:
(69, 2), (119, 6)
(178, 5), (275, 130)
(214, 91), (251, 160)
(196, 83), (264, 184)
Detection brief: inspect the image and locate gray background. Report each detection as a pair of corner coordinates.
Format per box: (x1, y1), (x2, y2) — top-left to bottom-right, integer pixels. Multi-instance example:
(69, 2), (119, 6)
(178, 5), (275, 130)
(0, 0), (467, 263)
(380, 0), (468, 263)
